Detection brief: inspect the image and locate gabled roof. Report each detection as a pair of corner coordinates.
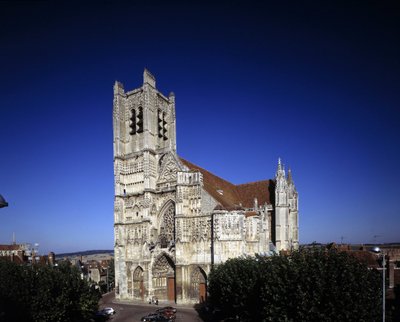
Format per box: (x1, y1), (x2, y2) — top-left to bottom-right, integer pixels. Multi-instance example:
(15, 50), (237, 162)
(236, 180), (274, 208)
(180, 158), (274, 211)
(0, 244), (22, 251)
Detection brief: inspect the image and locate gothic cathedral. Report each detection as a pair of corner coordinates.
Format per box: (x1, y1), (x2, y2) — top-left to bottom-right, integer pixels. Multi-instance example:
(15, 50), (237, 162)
(113, 69), (299, 304)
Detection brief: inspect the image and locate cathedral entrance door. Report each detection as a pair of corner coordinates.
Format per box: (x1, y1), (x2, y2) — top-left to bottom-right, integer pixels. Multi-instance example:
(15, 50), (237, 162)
(133, 266), (145, 300)
(167, 277), (175, 301)
(199, 282), (206, 303)
(191, 267), (207, 303)
(140, 280), (144, 300)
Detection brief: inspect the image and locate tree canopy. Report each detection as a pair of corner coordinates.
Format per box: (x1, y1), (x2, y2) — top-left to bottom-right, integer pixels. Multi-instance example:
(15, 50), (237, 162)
(0, 259), (100, 322)
(208, 248), (381, 322)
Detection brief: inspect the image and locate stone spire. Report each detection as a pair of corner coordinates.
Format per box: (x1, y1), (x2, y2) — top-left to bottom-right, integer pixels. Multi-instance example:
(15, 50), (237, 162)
(276, 157), (285, 178)
(143, 68), (156, 87)
(275, 158), (287, 194)
(287, 168), (293, 185)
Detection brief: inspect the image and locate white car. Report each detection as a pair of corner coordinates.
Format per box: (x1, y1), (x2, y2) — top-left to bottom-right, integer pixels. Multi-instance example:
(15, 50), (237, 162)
(101, 307), (115, 315)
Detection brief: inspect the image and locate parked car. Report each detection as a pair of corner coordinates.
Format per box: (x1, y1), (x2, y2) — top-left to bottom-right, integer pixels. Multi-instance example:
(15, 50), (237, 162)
(94, 306), (115, 320)
(101, 307), (115, 315)
(160, 306), (177, 313)
(94, 310), (109, 321)
(155, 307), (176, 320)
(141, 313), (173, 322)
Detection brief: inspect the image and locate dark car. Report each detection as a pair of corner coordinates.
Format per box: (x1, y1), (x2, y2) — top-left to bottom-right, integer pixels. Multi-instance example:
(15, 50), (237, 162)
(161, 306), (176, 313)
(155, 308), (176, 320)
(159, 306), (177, 313)
(141, 313), (172, 322)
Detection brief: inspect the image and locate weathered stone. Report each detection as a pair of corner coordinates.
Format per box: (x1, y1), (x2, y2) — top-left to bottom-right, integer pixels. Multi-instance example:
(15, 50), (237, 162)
(113, 70), (299, 304)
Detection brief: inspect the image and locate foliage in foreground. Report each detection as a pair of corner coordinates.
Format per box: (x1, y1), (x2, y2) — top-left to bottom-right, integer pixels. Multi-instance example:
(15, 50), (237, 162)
(208, 248), (381, 322)
(0, 260), (100, 322)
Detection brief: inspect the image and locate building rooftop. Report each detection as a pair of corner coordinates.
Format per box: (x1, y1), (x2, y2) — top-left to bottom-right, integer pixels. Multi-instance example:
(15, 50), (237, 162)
(180, 158), (274, 211)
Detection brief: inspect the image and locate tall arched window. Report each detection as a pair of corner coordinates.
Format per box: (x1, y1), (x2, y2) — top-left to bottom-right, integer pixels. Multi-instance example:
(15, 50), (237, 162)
(158, 203), (175, 248)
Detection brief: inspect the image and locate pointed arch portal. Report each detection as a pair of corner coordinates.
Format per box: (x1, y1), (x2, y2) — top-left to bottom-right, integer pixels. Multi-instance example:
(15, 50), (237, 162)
(152, 253), (175, 302)
(133, 266), (145, 300)
(191, 266), (207, 303)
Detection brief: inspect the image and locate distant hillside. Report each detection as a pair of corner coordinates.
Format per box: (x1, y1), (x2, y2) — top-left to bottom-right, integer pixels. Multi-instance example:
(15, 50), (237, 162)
(56, 250), (114, 259)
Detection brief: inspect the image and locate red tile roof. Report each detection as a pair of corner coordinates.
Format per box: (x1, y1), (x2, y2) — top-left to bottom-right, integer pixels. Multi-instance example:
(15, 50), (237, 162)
(0, 244), (22, 251)
(245, 211), (259, 217)
(236, 180), (273, 208)
(180, 158), (274, 210)
(347, 250), (380, 268)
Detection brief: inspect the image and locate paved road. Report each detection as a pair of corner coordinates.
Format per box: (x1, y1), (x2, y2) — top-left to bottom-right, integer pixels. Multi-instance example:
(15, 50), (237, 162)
(99, 292), (205, 322)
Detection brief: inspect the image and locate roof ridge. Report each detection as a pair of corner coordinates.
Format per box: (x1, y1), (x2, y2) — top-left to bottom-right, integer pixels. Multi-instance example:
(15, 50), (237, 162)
(236, 179), (271, 187)
(179, 157), (272, 209)
(179, 157), (236, 187)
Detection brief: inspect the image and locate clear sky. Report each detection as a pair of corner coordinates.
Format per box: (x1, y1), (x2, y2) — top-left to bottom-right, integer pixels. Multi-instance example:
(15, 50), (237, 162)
(0, 1), (399, 255)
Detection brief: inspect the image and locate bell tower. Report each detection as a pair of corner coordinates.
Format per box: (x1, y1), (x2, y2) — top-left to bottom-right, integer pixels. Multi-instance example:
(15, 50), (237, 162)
(113, 69), (176, 158)
(113, 69), (177, 197)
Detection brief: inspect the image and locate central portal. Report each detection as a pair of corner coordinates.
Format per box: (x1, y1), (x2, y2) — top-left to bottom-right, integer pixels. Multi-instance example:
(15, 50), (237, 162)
(152, 254), (175, 302)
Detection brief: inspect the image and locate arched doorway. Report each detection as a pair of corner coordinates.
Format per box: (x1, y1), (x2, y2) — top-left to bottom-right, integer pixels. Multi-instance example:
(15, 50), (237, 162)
(133, 266), (145, 300)
(191, 266), (207, 303)
(152, 254), (175, 302)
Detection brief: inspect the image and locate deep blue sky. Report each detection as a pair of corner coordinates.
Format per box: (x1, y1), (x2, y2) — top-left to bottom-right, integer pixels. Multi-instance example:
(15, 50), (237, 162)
(1, 1), (399, 254)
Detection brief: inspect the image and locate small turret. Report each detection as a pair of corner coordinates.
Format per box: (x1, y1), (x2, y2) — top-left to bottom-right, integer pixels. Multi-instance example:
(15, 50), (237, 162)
(287, 168), (293, 185)
(143, 68), (156, 87)
(275, 158), (287, 192)
(114, 81), (125, 95)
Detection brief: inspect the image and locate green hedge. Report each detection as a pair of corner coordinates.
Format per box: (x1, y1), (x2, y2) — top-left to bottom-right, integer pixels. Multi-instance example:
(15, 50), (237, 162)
(0, 260), (100, 322)
(208, 248), (381, 322)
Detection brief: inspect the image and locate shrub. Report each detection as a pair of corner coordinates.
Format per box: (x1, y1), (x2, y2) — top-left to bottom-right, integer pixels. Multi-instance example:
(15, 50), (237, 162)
(0, 259), (100, 322)
(208, 248), (381, 321)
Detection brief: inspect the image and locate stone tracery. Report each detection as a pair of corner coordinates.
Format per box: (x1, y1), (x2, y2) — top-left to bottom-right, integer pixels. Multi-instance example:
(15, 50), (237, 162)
(158, 203), (175, 248)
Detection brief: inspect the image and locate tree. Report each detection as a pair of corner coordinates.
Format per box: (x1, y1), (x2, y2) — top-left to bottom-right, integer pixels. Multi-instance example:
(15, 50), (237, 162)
(208, 257), (262, 321)
(107, 258), (115, 290)
(208, 248), (381, 321)
(0, 259), (32, 321)
(0, 259), (100, 322)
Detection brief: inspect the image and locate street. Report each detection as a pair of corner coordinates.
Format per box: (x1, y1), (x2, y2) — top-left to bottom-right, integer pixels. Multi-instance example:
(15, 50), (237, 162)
(99, 292), (205, 322)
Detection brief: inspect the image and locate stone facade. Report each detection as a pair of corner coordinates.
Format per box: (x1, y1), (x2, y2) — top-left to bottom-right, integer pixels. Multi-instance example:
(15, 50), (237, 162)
(113, 69), (299, 304)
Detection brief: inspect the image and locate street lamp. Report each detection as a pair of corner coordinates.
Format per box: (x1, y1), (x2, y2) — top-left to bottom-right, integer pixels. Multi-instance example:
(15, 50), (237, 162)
(0, 194), (8, 208)
(371, 246), (386, 322)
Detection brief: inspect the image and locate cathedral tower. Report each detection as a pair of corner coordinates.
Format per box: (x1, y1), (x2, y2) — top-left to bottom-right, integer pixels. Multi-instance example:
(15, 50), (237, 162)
(113, 69), (179, 302)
